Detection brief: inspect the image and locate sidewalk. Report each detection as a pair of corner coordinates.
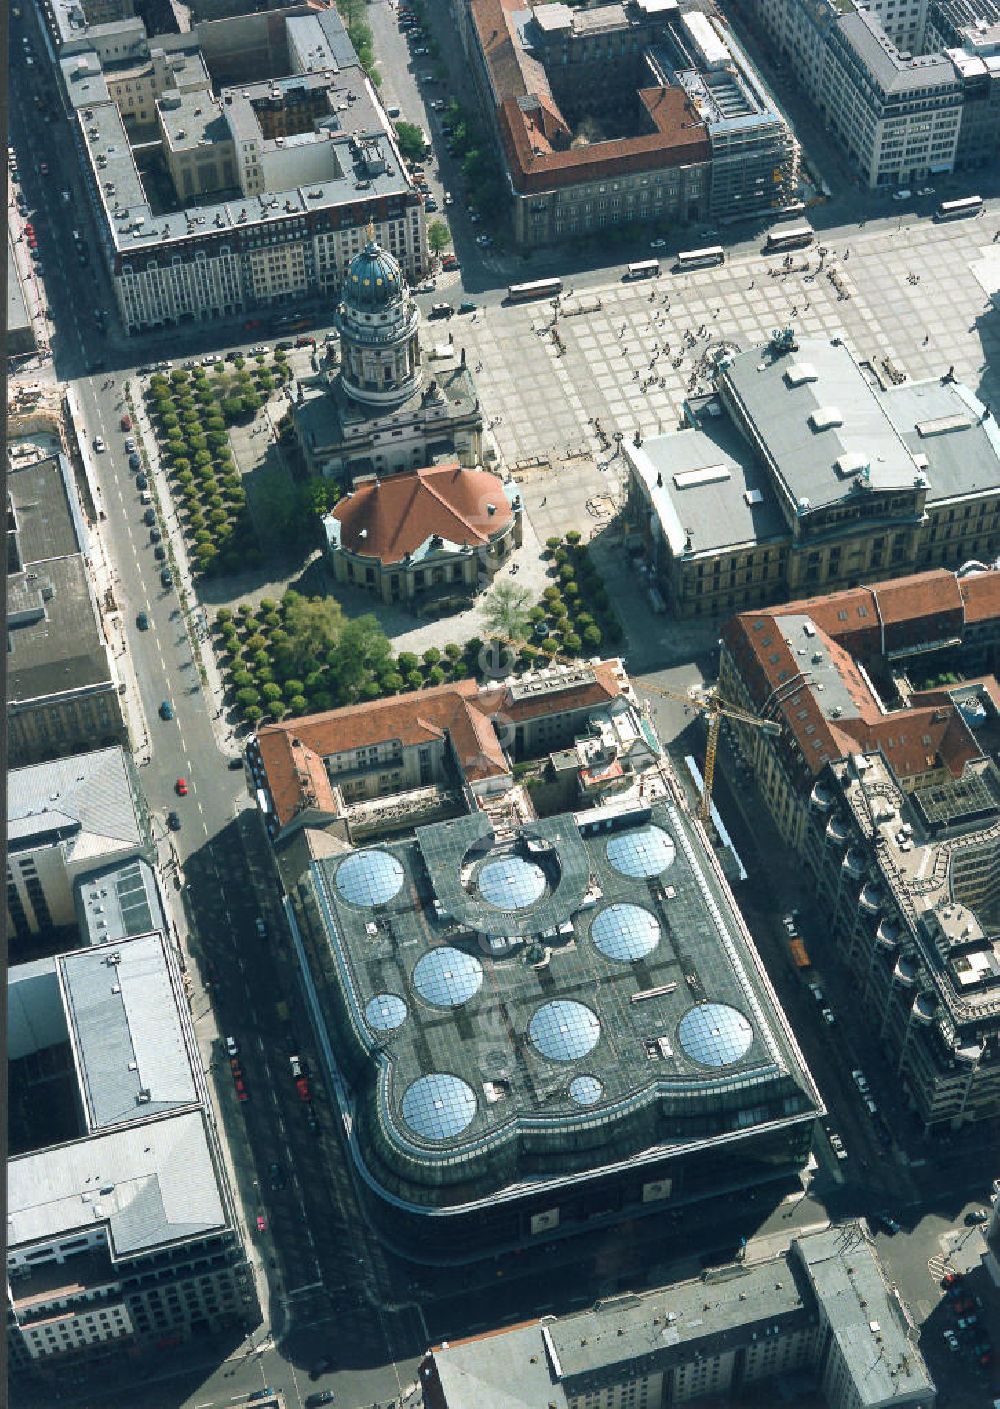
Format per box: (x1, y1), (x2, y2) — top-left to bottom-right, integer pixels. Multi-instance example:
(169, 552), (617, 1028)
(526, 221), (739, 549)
(125, 375), (234, 752)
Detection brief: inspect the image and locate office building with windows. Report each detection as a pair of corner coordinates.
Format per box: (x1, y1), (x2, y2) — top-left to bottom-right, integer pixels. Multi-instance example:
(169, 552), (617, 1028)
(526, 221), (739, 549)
(458, 0), (798, 247)
(7, 927), (258, 1379)
(749, 0), (1000, 187)
(624, 334), (1000, 618)
(7, 747), (152, 947)
(45, 3), (426, 334)
(716, 568), (1000, 1131)
(283, 788), (822, 1260)
(419, 1223), (935, 1408)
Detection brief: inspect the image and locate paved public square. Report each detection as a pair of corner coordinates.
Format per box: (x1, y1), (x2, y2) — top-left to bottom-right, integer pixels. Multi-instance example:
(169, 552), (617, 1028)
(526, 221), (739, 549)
(463, 213), (1000, 486)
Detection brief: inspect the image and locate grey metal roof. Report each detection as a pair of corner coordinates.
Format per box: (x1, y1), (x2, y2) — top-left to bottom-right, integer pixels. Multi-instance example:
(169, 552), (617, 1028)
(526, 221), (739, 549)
(75, 858), (163, 947)
(8, 959), (65, 1063)
(428, 1223), (932, 1407)
(626, 408), (786, 557)
(722, 338), (920, 515)
(796, 1225), (934, 1405)
(774, 614), (861, 721)
(7, 1109), (227, 1258)
(309, 797), (822, 1200)
(61, 932), (197, 1130)
(879, 377), (1000, 503)
(8, 747), (144, 861)
(836, 9), (960, 95)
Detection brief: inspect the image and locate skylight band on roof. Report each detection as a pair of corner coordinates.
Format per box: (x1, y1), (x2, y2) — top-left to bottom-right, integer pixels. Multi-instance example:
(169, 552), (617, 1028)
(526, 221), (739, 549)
(673, 465), (732, 489)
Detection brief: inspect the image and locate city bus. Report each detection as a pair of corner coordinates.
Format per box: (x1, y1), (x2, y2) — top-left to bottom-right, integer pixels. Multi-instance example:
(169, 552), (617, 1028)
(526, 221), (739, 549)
(506, 277), (563, 303)
(935, 195), (983, 221)
(675, 245), (725, 271)
(626, 259), (660, 280)
(764, 224), (814, 253)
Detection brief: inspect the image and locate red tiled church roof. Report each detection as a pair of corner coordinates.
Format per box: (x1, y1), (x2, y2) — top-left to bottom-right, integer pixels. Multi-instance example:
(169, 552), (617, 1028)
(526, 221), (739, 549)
(331, 465), (513, 564)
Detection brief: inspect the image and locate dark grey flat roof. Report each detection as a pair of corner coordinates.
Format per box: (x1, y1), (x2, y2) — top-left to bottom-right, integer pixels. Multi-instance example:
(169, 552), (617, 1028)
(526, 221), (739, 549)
(310, 798), (821, 1200)
(880, 377), (1000, 503)
(8, 556), (113, 706)
(9, 453), (87, 563)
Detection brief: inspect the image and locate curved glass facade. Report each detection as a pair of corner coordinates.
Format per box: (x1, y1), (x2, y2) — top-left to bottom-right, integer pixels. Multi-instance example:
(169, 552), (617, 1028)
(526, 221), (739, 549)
(529, 1000), (601, 1062)
(569, 1075), (604, 1106)
(591, 904), (660, 962)
(413, 947), (484, 1009)
(366, 993), (408, 1032)
(336, 850), (405, 907)
(478, 857), (546, 909)
(678, 1003), (754, 1068)
(402, 1073), (478, 1141)
(606, 826), (675, 878)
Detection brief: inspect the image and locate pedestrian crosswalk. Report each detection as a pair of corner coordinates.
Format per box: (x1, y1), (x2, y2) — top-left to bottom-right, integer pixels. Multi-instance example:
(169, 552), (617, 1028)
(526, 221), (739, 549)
(927, 1253), (953, 1282)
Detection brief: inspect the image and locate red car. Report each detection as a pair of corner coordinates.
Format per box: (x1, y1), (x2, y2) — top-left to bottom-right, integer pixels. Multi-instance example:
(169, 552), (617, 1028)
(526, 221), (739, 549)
(234, 1076), (249, 1102)
(175, 777), (188, 796)
(256, 1214), (267, 1233)
(120, 413), (132, 431)
(295, 1075), (312, 1103)
(295, 334), (316, 347)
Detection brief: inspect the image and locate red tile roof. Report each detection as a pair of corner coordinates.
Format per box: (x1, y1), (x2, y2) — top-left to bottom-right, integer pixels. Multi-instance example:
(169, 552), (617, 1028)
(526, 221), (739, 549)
(257, 663), (631, 830)
(961, 571), (1000, 623)
(722, 570), (992, 786)
(331, 465), (513, 563)
(257, 682), (511, 828)
(497, 88), (709, 194)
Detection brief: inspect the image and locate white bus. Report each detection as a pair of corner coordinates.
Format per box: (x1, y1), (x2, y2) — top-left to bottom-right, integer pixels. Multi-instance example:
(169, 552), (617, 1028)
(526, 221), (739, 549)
(507, 277), (563, 303)
(935, 195), (983, 221)
(627, 259), (660, 279)
(764, 225), (814, 253)
(675, 245), (725, 271)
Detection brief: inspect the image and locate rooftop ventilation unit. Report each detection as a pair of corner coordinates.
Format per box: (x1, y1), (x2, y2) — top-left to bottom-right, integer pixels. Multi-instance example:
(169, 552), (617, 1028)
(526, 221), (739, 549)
(810, 406), (844, 431)
(785, 362), (818, 386)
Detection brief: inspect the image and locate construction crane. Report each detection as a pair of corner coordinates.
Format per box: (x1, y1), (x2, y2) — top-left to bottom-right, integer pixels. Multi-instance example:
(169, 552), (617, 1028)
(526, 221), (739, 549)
(640, 681), (782, 823)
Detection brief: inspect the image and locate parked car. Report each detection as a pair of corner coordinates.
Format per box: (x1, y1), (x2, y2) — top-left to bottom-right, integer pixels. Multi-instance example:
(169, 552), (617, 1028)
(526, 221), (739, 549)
(120, 413), (132, 431)
(143, 507), (157, 526)
(892, 188), (912, 201)
(965, 1208), (989, 1225)
(430, 302), (453, 318)
(124, 436), (137, 452)
(130, 454), (143, 472)
(306, 1393), (336, 1407)
(160, 568), (174, 588)
(649, 238), (668, 250)
(225, 1036), (239, 1057)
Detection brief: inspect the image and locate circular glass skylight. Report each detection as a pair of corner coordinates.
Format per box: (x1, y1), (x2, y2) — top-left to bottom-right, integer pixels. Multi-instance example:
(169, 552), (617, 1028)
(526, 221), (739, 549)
(606, 826), (675, 878)
(336, 850), (404, 907)
(678, 1003), (754, 1068)
(591, 904), (660, 963)
(413, 947), (483, 1009)
(365, 993), (407, 1032)
(569, 1075), (604, 1107)
(402, 1073), (477, 1141)
(478, 857), (546, 909)
(529, 1000), (601, 1062)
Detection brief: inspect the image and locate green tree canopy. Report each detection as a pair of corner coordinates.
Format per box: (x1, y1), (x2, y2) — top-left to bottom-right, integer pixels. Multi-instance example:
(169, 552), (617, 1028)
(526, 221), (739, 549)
(428, 220), (452, 256)
(482, 581), (532, 642)
(394, 120), (427, 164)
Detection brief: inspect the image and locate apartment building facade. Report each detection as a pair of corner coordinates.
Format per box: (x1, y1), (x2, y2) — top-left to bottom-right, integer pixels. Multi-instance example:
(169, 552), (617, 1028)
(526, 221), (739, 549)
(51, 7), (426, 334)
(750, 0), (999, 187)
